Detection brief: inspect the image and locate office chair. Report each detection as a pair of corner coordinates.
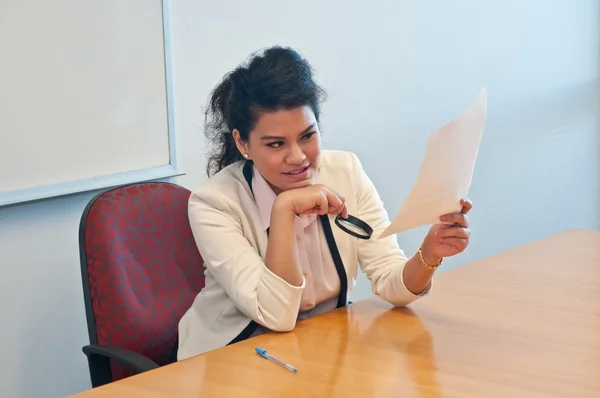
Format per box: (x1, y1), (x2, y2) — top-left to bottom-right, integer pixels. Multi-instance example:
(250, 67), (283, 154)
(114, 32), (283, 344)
(78, 182), (205, 387)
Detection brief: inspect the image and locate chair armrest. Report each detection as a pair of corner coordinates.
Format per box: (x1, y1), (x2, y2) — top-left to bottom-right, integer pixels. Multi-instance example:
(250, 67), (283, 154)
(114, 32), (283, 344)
(82, 344), (159, 387)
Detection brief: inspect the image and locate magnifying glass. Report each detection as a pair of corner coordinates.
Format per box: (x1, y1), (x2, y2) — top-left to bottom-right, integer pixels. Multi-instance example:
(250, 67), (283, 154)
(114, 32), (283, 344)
(334, 214), (373, 240)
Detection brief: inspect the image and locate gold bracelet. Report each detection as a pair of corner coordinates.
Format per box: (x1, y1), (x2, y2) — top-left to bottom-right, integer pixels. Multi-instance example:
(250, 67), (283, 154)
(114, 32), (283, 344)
(418, 245), (443, 270)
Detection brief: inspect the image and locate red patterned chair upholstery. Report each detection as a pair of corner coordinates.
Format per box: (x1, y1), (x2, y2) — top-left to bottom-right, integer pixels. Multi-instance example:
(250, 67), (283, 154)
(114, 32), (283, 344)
(78, 182), (205, 387)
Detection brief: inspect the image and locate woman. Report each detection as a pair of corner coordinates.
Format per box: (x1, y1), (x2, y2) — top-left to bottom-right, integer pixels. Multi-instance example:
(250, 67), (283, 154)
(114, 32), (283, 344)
(176, 46), (472, 360)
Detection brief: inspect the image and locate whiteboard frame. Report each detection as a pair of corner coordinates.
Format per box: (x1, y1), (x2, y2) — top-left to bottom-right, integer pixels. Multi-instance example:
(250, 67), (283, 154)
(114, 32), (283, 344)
(0, 0), (182, 208)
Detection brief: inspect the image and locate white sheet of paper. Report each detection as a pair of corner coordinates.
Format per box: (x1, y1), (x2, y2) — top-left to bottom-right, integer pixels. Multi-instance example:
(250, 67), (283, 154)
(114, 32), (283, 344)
(379, 88), (487, 239)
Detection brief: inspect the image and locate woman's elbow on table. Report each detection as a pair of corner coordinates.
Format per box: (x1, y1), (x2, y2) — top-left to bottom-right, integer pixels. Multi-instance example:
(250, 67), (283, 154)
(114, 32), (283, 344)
(255, 306), (298, 332)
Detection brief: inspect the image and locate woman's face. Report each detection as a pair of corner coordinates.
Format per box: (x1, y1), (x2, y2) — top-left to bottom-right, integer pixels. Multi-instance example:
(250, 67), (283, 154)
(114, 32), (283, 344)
(234, 106), (321, 194)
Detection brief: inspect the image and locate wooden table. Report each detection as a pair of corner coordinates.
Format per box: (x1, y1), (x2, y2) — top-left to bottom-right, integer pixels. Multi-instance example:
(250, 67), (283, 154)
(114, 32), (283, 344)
(70, 229), (600, 397)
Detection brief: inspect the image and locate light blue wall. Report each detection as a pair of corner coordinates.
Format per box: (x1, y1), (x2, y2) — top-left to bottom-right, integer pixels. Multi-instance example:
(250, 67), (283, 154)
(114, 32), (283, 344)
(1, 1), (598, 396)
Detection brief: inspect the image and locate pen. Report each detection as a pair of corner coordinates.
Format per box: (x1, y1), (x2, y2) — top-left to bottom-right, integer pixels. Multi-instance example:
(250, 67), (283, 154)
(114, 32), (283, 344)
(255, 347), (297, 373)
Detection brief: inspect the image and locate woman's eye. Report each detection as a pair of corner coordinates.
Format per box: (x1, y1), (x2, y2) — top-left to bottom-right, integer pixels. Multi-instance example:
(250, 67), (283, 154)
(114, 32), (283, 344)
(267, 141), (283, 148)
(302, 132), (316, 140)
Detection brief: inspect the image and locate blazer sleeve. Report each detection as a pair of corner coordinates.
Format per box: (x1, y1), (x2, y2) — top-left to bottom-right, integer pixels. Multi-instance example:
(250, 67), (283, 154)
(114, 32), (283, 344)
(188, 188), (305, 332)
(350, 152), (431, 306)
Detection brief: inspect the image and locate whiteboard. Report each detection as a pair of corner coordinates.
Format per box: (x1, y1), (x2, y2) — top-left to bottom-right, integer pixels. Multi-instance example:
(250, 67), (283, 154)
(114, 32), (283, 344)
(0, 0), (179, 207)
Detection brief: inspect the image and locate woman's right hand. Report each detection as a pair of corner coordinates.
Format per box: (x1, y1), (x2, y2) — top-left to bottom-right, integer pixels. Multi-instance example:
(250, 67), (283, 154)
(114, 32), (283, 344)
(273, 184), (348, 219)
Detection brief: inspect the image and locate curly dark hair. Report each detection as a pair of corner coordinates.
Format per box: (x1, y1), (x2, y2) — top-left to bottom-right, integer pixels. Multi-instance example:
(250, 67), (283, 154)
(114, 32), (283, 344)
(203, 46), (327, 177)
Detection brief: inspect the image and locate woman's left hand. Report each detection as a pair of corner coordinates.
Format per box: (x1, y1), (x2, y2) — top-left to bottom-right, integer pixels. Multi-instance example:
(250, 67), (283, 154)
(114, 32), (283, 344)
(422, 198), (473, 261)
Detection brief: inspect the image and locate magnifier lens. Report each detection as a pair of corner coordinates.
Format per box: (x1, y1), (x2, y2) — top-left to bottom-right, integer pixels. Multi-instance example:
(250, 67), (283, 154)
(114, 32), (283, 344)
(334, 214), (374, 240)
(336, 218), (370, 238)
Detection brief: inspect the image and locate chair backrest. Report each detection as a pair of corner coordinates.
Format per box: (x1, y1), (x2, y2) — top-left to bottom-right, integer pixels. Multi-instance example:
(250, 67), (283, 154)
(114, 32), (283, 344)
(79, 182), (205, 381)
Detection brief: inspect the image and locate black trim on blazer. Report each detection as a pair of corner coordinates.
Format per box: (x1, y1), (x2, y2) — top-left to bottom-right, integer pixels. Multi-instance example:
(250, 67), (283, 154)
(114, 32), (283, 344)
(319, 215), (348, 308)
(242, 159), (254, 192)
(229, 161), (261, 344)
(228, 320), (260, 345)
(229, 161), (348, 345)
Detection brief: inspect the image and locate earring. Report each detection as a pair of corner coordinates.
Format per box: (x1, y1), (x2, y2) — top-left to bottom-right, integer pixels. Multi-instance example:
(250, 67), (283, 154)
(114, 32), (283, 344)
(243, 153), (249, 159)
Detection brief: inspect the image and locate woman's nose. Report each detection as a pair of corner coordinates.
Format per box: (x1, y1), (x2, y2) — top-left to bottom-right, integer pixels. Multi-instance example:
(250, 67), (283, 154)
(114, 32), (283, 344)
(286, 144), (306, 165)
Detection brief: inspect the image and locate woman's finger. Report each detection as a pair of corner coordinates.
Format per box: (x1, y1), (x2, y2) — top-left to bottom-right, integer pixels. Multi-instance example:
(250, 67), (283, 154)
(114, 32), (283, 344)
(326, 187), (346, 204)
(460, 198), (473, 214)
(440, 237), (468, 251)
(327, 201), (346, 216)
(436, 227), (470, 239)
(439, 213), (469, 228)
(315, 192), (330, 215)
(323, 189), (345, 216)
(340, 203), (348, 218)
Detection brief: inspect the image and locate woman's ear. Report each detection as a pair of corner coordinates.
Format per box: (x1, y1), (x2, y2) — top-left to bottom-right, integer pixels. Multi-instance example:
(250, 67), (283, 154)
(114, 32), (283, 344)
(232, 129), (250, 159)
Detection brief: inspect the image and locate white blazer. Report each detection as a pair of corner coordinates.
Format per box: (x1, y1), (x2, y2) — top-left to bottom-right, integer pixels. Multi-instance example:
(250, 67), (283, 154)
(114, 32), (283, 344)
(177, 150), (430, 360)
